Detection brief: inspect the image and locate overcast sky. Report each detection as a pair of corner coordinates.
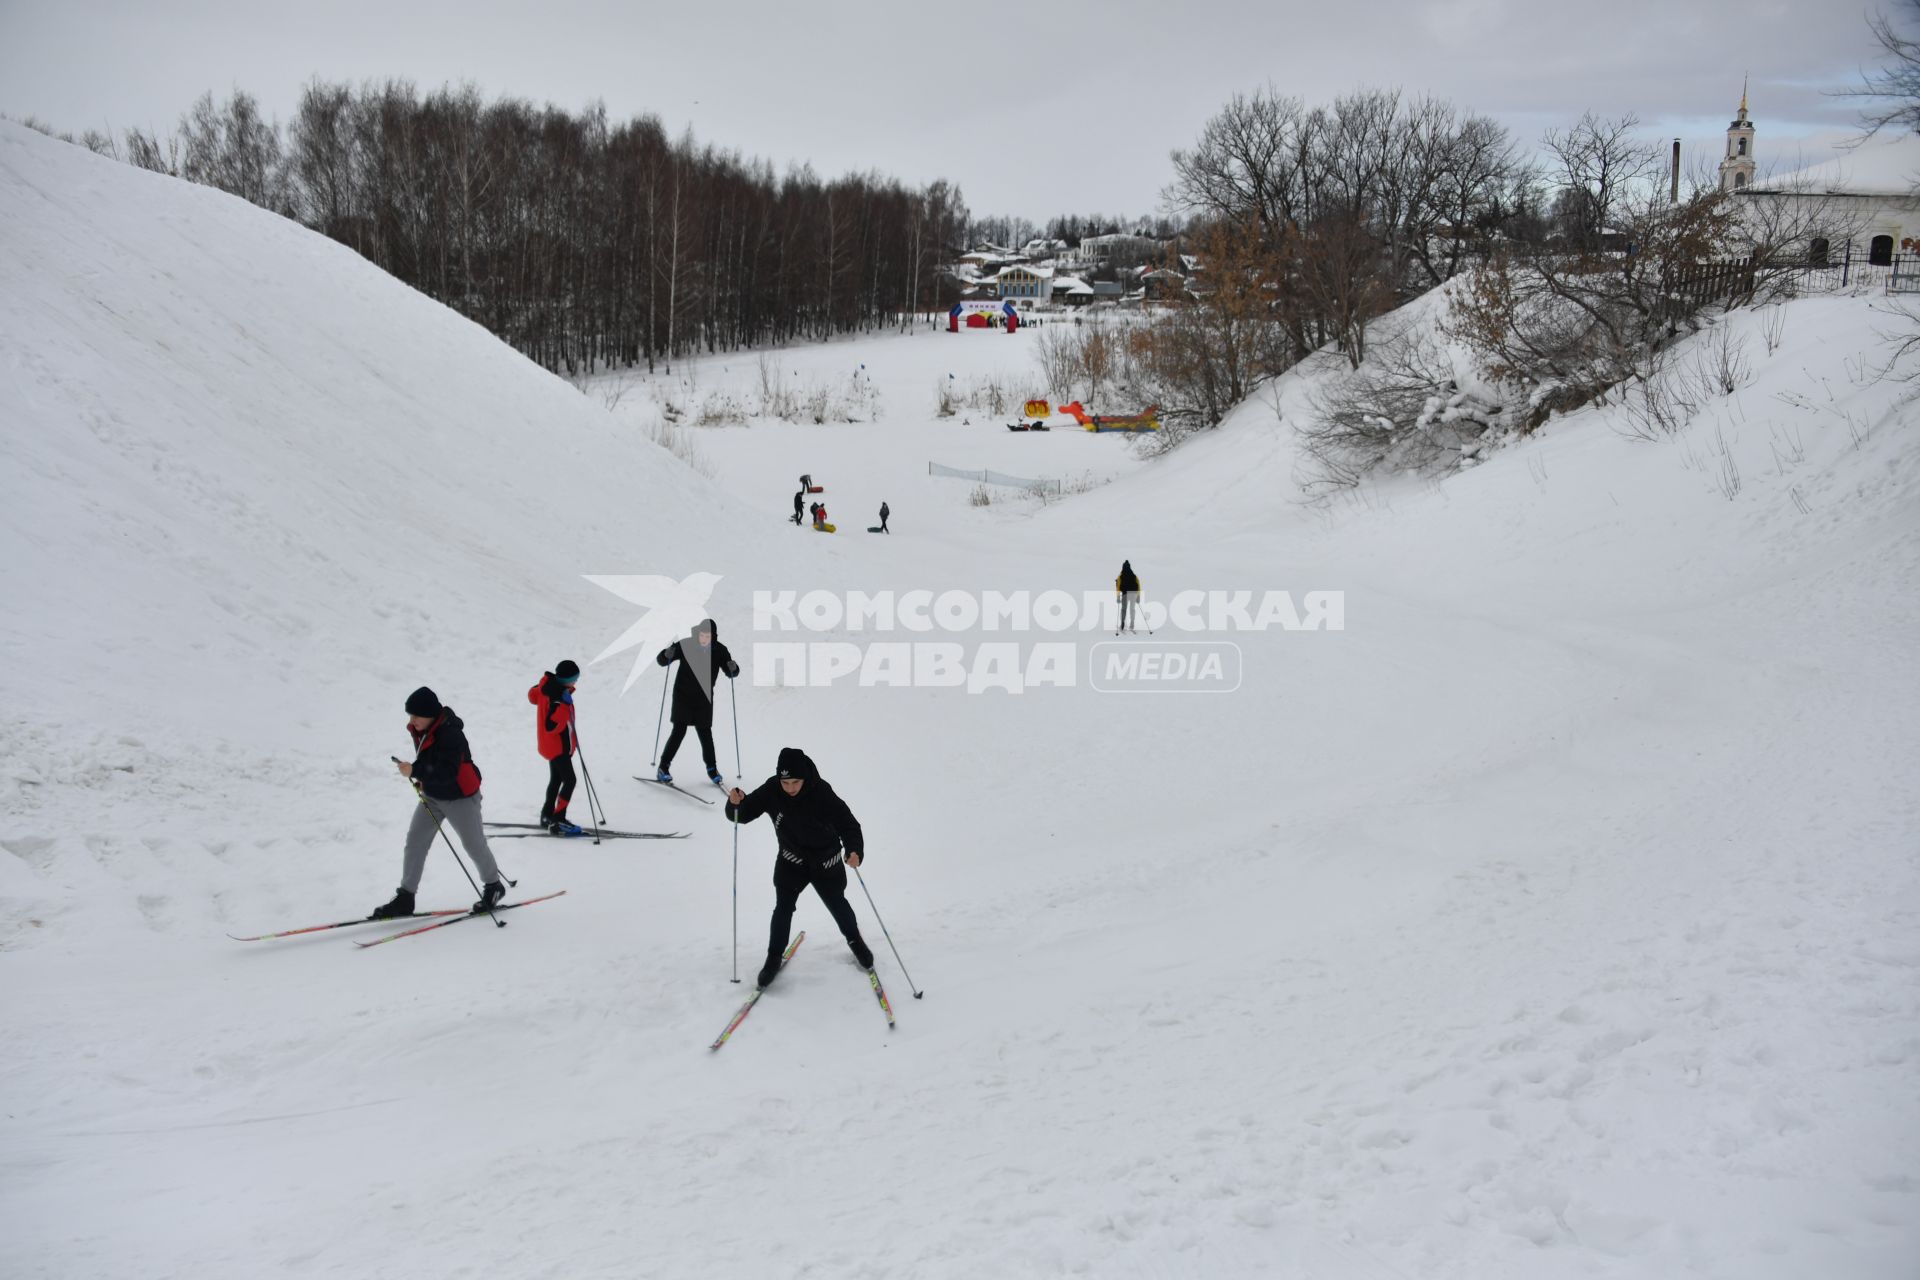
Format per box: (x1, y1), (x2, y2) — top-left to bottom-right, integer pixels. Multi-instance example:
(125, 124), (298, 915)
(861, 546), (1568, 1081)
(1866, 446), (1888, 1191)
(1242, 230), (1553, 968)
(0, 0), (1895, 220)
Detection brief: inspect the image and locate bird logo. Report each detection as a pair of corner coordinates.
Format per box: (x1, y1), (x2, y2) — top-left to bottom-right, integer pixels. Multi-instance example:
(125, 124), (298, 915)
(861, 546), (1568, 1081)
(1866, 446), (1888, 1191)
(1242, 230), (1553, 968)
(583, 572), (724, 693)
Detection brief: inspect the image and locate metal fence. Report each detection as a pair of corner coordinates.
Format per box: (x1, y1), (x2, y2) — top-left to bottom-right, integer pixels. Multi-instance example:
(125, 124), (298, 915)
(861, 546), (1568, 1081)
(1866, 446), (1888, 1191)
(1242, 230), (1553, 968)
(1754, 241), (1919, 296)
(1662, 244), (1920, 316)
(928, 461), (1062, 495)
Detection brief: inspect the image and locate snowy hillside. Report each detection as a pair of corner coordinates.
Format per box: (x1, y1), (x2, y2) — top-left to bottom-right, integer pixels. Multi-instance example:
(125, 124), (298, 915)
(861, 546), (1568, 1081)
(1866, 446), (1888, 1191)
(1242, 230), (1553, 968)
(3, 119), (1918, 1280)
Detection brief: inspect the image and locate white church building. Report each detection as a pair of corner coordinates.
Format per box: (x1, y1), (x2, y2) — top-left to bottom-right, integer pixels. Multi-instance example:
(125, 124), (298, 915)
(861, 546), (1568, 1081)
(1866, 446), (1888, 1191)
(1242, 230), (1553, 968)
(1720, 88), (1920, 268)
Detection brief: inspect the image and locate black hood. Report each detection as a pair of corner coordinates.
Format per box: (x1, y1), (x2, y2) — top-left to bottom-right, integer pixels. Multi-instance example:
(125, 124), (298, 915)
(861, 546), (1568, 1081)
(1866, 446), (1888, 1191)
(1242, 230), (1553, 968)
(689, 618), (719, 642)
(776, 747), (818, 783)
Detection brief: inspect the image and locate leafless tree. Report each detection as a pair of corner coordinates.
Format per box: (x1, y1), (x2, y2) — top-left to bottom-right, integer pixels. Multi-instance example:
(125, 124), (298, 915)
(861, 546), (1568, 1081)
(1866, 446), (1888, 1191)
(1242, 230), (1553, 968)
(1540, 112), (1663, 250)
(179, 90), (284, 210)
(1834, 1), (1920, 138)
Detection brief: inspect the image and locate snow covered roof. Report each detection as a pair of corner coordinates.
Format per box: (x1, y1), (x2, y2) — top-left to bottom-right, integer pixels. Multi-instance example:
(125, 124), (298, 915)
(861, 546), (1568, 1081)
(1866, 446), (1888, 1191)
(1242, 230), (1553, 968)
(995, 263), (1055, 280)
(1744, 132), (1920, 197)
(1052, 275), (1094, 294)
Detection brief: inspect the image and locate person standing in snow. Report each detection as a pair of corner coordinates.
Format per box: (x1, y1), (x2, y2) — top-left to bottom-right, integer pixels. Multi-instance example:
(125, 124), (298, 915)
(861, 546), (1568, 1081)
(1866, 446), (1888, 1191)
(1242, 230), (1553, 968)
(878, 500), (890, 533)
(528, 660), (581, 833)
(792, 488), (805, 526)
(1116, 559), (1141, 634)
(655, 619), (739, 787)
(372, 687), (506, 918)
(725, 748), (873, 987)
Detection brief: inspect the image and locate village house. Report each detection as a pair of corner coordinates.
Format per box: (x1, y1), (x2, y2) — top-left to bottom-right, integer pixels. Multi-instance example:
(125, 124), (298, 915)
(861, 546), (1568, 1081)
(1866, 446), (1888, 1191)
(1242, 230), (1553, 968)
(994, 262), (1055, 302)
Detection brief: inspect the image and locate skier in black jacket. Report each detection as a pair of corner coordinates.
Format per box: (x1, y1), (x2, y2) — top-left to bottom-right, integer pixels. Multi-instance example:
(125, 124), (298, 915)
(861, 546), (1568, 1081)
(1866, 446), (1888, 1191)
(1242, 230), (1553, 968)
(726, 747), (873, 986)
(1116, 559), (1142, 633)
(655, 618), (739, 787)
(372, 686), (506, 919)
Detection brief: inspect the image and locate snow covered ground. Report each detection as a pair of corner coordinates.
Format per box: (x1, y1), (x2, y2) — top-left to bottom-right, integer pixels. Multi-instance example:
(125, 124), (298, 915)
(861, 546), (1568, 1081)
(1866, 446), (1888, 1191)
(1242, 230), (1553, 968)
(3, 121), (1918, 1279)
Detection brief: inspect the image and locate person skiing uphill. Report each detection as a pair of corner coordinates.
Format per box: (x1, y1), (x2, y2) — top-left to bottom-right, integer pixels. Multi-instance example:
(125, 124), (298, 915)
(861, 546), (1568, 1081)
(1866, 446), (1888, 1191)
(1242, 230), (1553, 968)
(878, 500), (890, 533)
(372, 686), (507, 918)
(528, 660), (580, 833)
(726, 748), (873, 987)
(655, 619), (739, 786)
(1116, 559), (1142, 633)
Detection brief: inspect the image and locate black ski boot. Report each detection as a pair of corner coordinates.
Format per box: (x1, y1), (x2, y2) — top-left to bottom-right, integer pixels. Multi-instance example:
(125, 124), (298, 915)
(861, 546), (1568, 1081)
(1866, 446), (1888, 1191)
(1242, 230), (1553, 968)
(472, 880), (507, 914)
(369, 888), (415, 920)
(756, 955), (784, 989)
(850, 936), (875, 970)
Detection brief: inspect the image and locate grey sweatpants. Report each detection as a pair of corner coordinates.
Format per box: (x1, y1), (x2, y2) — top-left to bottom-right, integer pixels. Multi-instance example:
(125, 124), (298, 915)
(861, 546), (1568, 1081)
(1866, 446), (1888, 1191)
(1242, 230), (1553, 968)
(402, 793), (502, 893)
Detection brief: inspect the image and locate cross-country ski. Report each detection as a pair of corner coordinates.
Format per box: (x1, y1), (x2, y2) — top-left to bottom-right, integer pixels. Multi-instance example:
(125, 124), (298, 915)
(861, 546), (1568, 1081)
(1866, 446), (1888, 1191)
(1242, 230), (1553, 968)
(709, 931), (804, 1051)
(353, 891), (570, 948)
(866, 968), (896, 1029)
(228, 909), (467, 942)
(635, 776), (715, 805)
(485, 831), (681, 840)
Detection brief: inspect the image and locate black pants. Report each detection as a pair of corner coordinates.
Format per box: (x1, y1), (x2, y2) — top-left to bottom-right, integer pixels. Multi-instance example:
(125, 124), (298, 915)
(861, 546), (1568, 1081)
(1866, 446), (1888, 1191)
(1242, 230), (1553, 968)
(769, 855), (867, 961)
(660, 719), (717, 772)
(541, 754), (577, 821)
(880, 514), (889, 532)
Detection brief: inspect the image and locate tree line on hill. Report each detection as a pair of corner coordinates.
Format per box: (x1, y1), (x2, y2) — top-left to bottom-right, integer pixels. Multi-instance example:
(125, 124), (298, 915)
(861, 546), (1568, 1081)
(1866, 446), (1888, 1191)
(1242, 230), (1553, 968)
(1025, 79), (1865, 479)
(47, 80), (970, 376)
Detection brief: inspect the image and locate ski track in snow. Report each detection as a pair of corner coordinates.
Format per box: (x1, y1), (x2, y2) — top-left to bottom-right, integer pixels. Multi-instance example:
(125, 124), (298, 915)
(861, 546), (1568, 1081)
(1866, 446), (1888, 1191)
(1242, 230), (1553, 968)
(3, 122), (1919, 1278)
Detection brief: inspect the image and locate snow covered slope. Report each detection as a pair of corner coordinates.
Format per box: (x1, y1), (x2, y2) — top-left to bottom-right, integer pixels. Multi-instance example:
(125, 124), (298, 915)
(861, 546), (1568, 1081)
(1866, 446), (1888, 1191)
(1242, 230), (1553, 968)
(0, 120), (786, 836)
(3, 120), (1917, 1280)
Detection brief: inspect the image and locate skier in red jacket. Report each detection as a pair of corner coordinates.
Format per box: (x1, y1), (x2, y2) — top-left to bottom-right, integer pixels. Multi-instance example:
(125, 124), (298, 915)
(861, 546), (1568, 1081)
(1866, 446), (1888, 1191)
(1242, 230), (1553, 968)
(528, 659), (580, 833)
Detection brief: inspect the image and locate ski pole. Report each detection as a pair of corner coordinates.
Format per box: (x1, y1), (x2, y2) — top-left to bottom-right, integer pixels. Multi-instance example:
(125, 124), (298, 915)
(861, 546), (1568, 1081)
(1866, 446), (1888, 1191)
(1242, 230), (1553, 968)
(573, 731), (605, 844)
(729, 676), (743, 780)
(853, 866), (922, 998)
(730, 815), (741, 983)
(392, 758), (507, 928)
(649, 669), (669, 766)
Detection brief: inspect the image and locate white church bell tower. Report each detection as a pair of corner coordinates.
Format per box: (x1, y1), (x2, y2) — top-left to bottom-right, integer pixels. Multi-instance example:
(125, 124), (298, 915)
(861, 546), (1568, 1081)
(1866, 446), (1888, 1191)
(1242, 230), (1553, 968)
(1719, 80), (1756, 192)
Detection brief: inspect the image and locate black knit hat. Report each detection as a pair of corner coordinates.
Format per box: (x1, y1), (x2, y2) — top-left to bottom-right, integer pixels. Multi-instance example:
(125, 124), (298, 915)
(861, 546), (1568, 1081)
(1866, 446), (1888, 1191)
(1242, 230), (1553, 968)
(405, 686), (442, 717)
(555, 660), (580, 680)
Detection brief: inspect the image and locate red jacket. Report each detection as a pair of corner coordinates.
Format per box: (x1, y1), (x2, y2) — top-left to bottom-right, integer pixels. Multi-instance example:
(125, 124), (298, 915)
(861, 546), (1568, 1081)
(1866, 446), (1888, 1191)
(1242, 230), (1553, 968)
(528, 674), (575, 760)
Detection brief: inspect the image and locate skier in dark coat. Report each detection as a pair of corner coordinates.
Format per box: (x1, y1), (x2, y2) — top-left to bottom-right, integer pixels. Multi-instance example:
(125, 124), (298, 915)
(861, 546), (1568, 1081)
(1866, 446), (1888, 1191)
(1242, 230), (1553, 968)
(725, 747), (872, 986)
(878, 501), (890, 533)
(1116, 559), (1141, 633)
(528, 659), (580, 832)
(655, 619), (739, 786)
(793, 489), (805, 525)
(372, 686), (506, 918)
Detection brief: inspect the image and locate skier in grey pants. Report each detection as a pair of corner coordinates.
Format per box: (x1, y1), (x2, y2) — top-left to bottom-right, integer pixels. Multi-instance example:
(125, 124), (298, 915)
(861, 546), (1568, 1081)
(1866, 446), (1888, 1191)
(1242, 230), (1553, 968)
(371, 687), (505, 918)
